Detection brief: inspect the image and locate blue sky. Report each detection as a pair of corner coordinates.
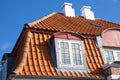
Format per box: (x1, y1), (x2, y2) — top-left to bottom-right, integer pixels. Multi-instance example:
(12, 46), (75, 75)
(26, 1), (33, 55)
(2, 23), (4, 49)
(0, 0), (120, 60)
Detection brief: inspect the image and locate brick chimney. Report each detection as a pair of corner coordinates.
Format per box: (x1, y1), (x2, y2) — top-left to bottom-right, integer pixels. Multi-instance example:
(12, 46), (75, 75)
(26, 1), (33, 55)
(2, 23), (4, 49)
(81, 6), (95, 20)
(62, 2), (75, 17)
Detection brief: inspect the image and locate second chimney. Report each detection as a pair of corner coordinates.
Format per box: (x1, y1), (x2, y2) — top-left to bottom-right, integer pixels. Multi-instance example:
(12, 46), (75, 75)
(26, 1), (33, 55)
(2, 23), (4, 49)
(81, 6), (95, 20)
(62, 2), (75, 17)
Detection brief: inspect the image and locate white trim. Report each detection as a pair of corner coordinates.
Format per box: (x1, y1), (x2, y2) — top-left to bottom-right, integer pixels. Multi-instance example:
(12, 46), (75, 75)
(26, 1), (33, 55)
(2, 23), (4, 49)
(55, 38), (87, 71)
(103, 48), (120, 63)
(95, 36), (106, 64)
(96, 36), (102, 48)
(107, 75), (120, 80)
(114, 51), (120, 61)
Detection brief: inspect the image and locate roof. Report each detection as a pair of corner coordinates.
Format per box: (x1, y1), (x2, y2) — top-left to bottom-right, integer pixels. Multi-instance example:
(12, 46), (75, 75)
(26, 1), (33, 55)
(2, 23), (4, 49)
(11, 31), (105, 78)
(3, 12), (120, 79)
(28, 12), (120, 36)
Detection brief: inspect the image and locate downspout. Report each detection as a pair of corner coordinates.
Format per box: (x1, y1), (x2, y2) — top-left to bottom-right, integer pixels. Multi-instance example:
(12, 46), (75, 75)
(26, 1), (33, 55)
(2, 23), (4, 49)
(101, 66), (111, 80)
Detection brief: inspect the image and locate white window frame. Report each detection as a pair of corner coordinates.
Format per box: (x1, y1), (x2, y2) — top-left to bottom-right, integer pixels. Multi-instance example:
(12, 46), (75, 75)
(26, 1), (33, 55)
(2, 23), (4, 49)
(55, 38), (87, 70)
(113, 51), (120, 61)
(104, 48), (120, 63)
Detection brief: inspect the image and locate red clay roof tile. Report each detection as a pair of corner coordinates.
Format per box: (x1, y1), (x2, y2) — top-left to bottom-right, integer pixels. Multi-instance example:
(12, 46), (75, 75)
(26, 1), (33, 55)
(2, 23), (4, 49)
(11, 32), (105, 78)
(8, 12), (120, 79)
(28, 12), (120, 36)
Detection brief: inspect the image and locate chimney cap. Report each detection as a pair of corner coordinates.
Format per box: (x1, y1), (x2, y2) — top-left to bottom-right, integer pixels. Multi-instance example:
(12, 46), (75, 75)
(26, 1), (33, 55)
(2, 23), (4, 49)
(81, 6), (91, 11)
(63, 2), (72, 6)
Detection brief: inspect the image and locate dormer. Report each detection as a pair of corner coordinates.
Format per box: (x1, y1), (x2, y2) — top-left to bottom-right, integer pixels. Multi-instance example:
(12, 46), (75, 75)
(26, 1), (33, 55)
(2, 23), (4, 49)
(48, 32), (88, 72)
(102, 28), (120, 63)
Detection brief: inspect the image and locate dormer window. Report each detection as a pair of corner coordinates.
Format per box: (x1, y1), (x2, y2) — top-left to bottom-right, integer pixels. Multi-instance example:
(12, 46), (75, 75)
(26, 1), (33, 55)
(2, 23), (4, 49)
(102, 28), (120, 63)
(104, 48), (120, 63)
(49, 32), (88, 71)
(55, 38), (84, 69)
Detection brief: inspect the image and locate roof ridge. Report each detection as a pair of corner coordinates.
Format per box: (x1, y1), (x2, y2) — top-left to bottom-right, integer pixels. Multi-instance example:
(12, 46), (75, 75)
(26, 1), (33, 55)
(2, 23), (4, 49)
(28, 12), (58, 27)
(95, 18), (120, 26)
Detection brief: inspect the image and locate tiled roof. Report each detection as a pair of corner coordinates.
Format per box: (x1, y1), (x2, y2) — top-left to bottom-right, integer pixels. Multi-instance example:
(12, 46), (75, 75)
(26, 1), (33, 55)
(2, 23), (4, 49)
(12, 31), (105, 78)
(5, 12), (120, 79)
(28, 12), (120, 36)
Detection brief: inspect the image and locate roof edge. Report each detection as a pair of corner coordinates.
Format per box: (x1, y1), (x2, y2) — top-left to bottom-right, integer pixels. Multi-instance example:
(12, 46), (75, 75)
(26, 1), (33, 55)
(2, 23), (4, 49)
(9, 74), (106, 80)
(28, 12), (58, 27)
(2, 53), (14, 60)
(11, 26), (26, 55)
(95, 18), (120, 26)
(101, 27), (120, 38)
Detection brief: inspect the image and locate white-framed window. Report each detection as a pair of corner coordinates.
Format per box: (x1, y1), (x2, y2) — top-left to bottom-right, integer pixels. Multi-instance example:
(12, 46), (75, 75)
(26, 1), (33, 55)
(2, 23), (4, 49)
(55, 38), (87, 70)
(104, 48), (120, 63)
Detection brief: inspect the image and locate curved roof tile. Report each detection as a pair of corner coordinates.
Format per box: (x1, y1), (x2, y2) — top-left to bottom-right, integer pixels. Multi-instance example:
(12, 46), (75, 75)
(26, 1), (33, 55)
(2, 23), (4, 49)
(6, 12), (120, 79)
(12, 32), (105, 78)
(28, 12), (120, 35)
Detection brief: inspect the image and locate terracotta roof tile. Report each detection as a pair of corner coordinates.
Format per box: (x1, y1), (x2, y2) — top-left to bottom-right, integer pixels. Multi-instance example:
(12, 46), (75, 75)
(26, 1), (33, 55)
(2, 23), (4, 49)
(7, 12), (120, 79)
(11, 31), (105, 78)
(24, 66), (29, 72)
(37, 71), (42, 75)
(28, 12), (120, 35)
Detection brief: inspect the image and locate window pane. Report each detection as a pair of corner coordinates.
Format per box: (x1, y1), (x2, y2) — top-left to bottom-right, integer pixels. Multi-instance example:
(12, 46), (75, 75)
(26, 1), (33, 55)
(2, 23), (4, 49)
(64, 43), (68, 48)
(60, 42), (64, 47)
(71, 43), (82, 65)
(75, 44), (79, 48)
(60, 42), (70, 65)
(72, 43), (75, 48)
(104, 50), (114, 63)
(116, 52), (120, 61)
(65, 48), (69, 53)
(61, 48), (64, 53)
(72, 48), (75, 53)
(76, 50), (79, 54)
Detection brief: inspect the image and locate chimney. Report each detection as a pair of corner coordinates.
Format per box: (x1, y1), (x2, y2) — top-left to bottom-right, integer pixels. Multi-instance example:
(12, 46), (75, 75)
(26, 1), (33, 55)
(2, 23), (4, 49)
(62, 2), (75, 17)
(81, 6), (95, 20)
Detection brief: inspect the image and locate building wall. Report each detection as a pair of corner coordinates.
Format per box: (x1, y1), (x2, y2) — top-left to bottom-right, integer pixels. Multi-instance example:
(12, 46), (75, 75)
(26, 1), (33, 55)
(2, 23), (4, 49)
(0, 61), (7, 80)
(7, 57), (16, 77)
(108, 67), (120, 75)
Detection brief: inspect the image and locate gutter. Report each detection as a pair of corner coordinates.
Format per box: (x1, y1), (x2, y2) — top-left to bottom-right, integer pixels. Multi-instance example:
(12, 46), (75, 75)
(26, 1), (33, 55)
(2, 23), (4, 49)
(8, 74), (106, 80)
